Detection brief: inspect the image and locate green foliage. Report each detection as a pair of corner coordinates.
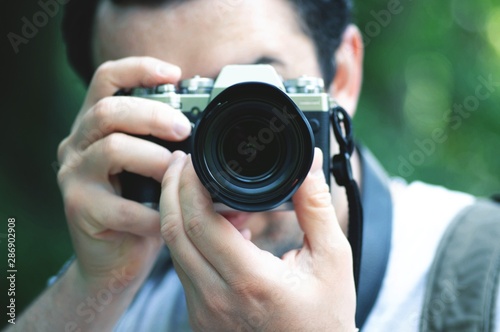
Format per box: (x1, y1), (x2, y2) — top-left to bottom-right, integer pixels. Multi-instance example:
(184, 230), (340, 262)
(353, 0), (500, 196)
(2, 0), (499, 325)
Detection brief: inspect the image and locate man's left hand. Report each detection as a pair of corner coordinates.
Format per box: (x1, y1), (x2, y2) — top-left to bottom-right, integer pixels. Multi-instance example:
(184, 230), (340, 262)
(159, 149), (357, 331)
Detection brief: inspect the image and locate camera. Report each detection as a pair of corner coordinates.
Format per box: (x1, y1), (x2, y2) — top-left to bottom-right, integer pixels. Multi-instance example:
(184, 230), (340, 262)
(120, 65), (331, 212)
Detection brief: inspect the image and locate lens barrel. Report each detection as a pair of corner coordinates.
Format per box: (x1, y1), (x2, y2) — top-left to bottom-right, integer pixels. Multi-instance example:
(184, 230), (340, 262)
(192, 82), (314, 212)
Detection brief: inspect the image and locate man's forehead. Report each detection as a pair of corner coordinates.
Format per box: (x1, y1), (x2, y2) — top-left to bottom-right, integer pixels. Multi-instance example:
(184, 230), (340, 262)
(93, 0), (320, 80)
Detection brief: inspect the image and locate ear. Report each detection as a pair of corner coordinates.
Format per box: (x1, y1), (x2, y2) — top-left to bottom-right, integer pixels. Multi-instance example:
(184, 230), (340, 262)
(329, 24), (364, 117)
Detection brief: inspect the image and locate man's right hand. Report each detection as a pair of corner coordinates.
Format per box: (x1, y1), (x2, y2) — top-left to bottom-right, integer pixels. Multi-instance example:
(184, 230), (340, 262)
(56, 56), (190, 291)
(7, 57), (192, 332)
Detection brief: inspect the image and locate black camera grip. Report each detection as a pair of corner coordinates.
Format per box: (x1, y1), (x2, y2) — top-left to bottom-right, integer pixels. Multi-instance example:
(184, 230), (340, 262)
(119, 135), (192, 208)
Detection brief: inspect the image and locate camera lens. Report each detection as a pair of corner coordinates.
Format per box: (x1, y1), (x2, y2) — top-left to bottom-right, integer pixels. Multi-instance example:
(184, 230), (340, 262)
(221, 116), (283, 179)
(192, 82), (314, 212)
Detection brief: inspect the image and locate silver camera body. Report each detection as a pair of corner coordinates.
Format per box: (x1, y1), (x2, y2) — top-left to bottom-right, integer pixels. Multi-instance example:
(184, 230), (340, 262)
(122, 65), (332, 212)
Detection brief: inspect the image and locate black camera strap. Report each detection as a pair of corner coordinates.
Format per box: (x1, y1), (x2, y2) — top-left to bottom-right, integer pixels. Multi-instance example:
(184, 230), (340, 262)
(330, 105), (363, 292)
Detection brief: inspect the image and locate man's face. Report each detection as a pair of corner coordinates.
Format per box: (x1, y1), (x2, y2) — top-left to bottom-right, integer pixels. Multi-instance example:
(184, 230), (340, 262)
(93, 0), (327, 256)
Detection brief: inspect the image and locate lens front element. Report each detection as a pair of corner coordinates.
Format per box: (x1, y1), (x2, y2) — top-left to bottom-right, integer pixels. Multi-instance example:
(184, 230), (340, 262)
(192, 82), (314, 212)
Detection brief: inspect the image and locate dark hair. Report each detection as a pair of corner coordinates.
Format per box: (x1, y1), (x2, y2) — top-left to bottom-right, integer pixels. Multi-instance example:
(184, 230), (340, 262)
(62, 0), (352, 87)
(288, 0), (352, 87)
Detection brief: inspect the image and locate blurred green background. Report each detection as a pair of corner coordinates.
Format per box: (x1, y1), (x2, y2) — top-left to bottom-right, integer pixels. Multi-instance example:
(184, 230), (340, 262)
(1, 0), (499, 326)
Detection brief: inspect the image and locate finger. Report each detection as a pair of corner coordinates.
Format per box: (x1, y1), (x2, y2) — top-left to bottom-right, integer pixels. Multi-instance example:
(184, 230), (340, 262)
(84, 56), (181, 108)
(62, 181), (160, 237)
(178, 156), (270, 281)
(71, 133), (172, 183)
(71, 96), (191, 149)
(292, 148), (351, 258)
(159, 151), (217, 283)
(171, 257), (196, 296)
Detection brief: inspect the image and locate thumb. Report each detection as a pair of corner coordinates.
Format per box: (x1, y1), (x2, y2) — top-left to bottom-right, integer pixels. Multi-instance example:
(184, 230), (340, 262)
(292, 148), (348, 253)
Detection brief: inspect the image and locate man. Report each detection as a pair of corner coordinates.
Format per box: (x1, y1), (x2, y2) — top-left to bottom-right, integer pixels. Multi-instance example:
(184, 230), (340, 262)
(10, 0), (496, 331)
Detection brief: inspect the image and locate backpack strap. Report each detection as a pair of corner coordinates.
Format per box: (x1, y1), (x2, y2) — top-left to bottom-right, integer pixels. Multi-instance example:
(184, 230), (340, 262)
(419, 200), (500, 332)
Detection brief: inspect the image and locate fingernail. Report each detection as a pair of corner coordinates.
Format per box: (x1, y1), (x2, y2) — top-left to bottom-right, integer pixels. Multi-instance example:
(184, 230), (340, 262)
(309, 160), (323, 176)
(310, 147), (323, 177)
(240, 228), (252, 241)
(170, 151), (187, 164)
(174, 116), (192, 137)
(310, 161), (321, 173)
(310, 162), (327, 182)
(311, 167), (325, 179)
